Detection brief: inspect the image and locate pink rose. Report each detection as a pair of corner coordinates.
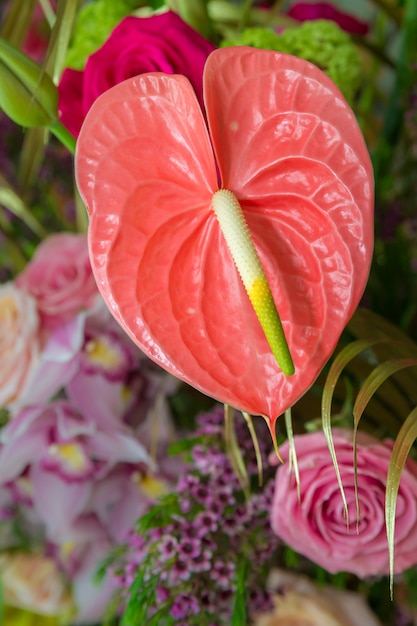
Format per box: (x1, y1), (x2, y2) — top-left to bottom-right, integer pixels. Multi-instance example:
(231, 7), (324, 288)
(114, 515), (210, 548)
(0, 283), (41, 406)
(58, 11), (216, 137)
(288, 2), (369, 35)
(16, 233), (99, 334)
(270, 430), (417, 577)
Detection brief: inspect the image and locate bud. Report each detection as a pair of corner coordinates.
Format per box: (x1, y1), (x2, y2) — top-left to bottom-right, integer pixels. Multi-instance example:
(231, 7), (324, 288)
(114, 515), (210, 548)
(0, 37), (58, 127)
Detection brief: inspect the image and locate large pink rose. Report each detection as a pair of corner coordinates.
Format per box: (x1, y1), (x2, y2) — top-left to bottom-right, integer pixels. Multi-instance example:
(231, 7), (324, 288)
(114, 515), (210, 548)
(270, 429), (417, 577)
(16, 233), (99, 334)
(58, 11), (216, 137)
(0, 283), (41, 407)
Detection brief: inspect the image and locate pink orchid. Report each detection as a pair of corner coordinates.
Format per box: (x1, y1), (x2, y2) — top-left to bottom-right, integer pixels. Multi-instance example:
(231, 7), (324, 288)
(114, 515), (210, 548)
(0, 400), (151, 538)
(76, 47), (373, 435)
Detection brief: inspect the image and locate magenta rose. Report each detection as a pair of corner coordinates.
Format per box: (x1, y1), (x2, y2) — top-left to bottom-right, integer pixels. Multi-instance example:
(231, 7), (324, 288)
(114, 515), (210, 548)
(288, 2), (369, 35)
(58, 11), (216, 137)
(16, 233), (99, 334)
(270, 429), (417, 577)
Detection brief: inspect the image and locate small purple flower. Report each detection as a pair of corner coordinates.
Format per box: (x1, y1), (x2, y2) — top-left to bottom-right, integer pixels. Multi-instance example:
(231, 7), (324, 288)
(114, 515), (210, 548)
(149, 527), (165, 542)
(177, 473), (199, 493)
(158, 534), (178, 560)
(170, 558), (190, 581)
(156, 585), (170, 603)
(170, 593), (199, 619)
(191, 482), (211, 504)
(178, 537), (201, 560)
(191, 445), (226, 475)
(210, 559), (235, 589)
(190, 548), (212, 573)
(194, 510), (218, 537)
(181, 521), (200, 540)
(233, 503), (251, 524)
(222, 515), (242, 536)
(248, 588), (274, 615)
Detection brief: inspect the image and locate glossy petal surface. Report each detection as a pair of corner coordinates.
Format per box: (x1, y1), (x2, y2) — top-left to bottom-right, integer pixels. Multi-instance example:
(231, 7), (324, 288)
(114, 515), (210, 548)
(76, 47), (373, 425)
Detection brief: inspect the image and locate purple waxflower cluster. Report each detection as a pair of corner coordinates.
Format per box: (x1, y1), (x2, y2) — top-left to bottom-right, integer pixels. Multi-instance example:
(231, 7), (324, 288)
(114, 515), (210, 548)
(0, 233), (179, 623)
(115, 406), (280, 625)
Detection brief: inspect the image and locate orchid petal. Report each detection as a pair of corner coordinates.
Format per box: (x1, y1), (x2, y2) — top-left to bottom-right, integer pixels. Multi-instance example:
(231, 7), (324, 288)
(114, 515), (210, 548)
(30, 465), (92, 541)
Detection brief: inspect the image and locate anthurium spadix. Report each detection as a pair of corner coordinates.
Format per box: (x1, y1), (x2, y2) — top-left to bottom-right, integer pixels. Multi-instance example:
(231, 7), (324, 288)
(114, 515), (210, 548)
(75, 47), (374, 435)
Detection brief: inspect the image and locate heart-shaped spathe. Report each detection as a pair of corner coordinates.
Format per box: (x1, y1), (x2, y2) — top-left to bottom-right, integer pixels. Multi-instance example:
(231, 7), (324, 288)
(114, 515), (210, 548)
(75, 46), (374, 430)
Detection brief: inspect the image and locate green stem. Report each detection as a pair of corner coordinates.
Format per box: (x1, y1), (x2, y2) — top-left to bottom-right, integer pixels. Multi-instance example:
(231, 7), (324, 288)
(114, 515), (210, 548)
(238, 0), (254, 30)
(49, 119), (76, 154)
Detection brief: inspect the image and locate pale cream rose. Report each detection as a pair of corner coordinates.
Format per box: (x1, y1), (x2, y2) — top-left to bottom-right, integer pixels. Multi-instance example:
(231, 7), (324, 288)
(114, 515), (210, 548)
(0, 283), (41, 406)
(0, 551), (74, 616)
(254, 569), (382, 626)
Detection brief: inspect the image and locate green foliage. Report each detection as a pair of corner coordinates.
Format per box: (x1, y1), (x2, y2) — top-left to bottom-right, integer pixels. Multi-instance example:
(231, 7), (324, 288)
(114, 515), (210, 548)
(222, 20), (362, 104)
(231, 554), (248, 626)
(222, 25), (281, 51)
(322, 307), (417, 591)
(65, 0), (142, 70)
(0, 37), (58, 127)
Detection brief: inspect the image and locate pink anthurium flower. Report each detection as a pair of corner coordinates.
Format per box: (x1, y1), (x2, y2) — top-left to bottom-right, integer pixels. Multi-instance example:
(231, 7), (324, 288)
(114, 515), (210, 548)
(75, 47), (373, 435)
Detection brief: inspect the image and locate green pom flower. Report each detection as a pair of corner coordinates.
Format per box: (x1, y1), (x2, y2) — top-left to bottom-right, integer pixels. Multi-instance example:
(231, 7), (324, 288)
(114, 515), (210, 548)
(222, 20), (362, 104)
(65, 0), (140, 70)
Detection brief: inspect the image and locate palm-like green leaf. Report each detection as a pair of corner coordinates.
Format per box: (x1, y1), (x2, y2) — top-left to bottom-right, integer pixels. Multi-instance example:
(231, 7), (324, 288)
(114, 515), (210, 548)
(386, 406), (417, 595)
(0, 173), (47, 238)
(321, 337), (389, 522)
(321, 307), (417, 584)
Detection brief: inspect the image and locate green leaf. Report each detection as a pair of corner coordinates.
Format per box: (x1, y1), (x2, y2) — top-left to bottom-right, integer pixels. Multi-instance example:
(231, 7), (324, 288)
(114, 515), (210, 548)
(0, 0), (38, 47)
(0, 575), (3, 626)
(43, 0), (82, 84)
(242, 411), (263, 486)
(0, 37), (58, 127)
(122, 565), (155, 625)
(322, 338), (387, 523)
(353, 357), (417, 434)
(386, 406), (417, 595)
(134, 494), (181, 533)
(285, 407), (300, 502)
(232, 554), (249, 626)
(224, 404), (250, 497)
(0, 174), (47, 238)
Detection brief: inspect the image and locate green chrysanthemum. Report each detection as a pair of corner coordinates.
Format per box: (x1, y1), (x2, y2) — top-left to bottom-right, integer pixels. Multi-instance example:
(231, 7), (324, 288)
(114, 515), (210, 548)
(222, 20), (362, 104)
(65, 0), (141, 70)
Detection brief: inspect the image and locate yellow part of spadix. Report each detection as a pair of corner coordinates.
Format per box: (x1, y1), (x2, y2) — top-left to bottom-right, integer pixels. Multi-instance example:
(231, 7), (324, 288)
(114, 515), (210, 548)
(211, 188), (294, 376)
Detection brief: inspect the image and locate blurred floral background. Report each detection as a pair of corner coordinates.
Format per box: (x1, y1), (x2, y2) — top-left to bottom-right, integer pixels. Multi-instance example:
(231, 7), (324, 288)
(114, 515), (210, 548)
(0, 0), (417, 624)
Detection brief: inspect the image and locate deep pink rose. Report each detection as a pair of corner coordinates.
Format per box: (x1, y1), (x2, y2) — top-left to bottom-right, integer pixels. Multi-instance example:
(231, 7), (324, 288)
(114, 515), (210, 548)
(16, 233), (99, 334)
(270, 429), (417, 577)
(288, 2), (369, 35)
(58, 11), (216, 137)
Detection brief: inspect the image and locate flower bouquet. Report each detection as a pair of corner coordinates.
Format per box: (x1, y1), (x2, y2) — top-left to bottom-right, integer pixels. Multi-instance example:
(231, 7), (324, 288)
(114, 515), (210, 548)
(1, 0), (417, 624)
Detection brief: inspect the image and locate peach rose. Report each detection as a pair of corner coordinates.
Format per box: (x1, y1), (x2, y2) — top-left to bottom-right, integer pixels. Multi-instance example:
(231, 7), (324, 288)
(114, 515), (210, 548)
(0, 283), (41, 406)
(0, 551), (73, 616)
(254, 569), (382, 626)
